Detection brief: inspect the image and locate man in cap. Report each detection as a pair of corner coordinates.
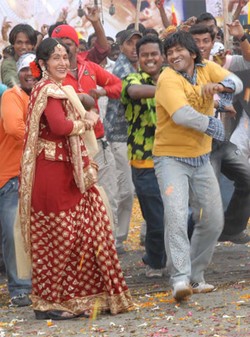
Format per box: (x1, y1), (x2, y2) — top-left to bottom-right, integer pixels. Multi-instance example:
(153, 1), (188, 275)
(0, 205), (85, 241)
(0, 83), (7, 275)
(0, 53), (36, 307)
(104, 29), (142, 253)
(51, 6), (109, 65)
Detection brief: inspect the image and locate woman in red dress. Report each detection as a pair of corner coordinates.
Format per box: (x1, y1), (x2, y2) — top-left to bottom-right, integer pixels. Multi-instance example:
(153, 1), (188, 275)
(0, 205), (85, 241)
(19, 38), (133, 320)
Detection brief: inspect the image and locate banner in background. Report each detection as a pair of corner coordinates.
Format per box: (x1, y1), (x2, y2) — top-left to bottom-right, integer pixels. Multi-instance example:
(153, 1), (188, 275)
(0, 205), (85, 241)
(0, 0), (184, 42)
(206, 0), (250, 27)
(206, 0), (223, 19)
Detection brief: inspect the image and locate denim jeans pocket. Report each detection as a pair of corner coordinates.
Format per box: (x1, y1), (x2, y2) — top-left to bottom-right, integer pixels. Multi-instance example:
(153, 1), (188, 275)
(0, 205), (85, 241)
(0, 178), (18, 197)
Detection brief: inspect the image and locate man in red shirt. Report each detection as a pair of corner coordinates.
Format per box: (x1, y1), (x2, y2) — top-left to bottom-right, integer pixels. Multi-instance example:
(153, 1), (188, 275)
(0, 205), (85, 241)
(52, 24), (122, 242)
(52, 5), (109, 65)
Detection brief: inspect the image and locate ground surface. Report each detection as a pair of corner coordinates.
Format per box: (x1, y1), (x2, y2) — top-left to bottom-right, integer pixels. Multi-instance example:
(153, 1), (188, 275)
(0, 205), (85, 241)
(0, 199), (249, 337)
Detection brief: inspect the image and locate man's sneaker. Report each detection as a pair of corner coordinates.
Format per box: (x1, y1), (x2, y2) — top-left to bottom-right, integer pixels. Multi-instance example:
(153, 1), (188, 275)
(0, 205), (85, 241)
(218, 230), (250, 244)
(10, 293), (32, 307)
(191, 281), (215, 294)
(172, 281), (193, 301)
(145, 265), (166, 278)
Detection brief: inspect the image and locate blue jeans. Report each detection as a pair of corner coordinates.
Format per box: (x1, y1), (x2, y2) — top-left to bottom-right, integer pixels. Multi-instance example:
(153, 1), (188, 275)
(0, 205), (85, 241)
(131, 167), (166, 269)
(0, 177), (31, 297)
(154, 157), (224, 286)
(0, 225), (5, 271)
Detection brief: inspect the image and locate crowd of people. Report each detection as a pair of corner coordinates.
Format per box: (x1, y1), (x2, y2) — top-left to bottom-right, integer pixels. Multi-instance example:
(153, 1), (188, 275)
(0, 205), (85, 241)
(0, 0), (249, 319)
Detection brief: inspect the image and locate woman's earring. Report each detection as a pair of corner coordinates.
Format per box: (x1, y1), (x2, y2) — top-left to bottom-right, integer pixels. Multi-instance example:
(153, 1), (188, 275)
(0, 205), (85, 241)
(42, 66), (48, 79)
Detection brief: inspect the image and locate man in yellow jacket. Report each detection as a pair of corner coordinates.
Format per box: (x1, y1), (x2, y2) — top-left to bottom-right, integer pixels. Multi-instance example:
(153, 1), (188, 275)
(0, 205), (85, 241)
(153, 31), (242, 301)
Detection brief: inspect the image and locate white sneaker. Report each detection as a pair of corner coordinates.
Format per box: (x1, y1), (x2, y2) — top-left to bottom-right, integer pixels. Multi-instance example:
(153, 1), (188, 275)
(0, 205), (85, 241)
(145, 265), (166, 278)
(172, 281), (193, 301)
(191, 281), (215, 293)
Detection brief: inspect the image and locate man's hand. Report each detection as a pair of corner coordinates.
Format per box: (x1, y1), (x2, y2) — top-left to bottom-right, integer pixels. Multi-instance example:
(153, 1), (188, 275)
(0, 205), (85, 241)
(202, 83), (225, 97)
(237, 0), (248, 9)
(155, 0), (164, 8)
(41, 24), (49, 37)
(1, 17), (12, 42)
(85, 109), (100, 128)
(88, 88), (106, 100)
(213, 50), (228, 67)
(227, 20), (245, 39)
(182, 16), (197, 27)
(223, 105), (237, 118)
(85, 5), (100, 23)
(56, 7), (68, 23)
(231, 1), (249, 21)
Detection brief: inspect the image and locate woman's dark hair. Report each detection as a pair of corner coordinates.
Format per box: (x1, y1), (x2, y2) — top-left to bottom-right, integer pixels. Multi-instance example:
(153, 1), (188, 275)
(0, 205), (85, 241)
(9, 24), (37, 46)
(164, 31), (203, 64)
(35, 38), (69, 80)
(136, 35), (163, 56)
(189, 24), (216, 41)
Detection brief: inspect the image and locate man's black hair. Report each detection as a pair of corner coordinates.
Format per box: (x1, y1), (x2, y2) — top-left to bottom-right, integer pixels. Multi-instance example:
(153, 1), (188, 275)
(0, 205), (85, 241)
(164, 31), (203, 64)
(107, 36), (115, 43)
(196, 12), (217, 26)
(144, 28), (159, 37)
(2, 45), (15, 57)
(136, 35), (163, 56)
(87, 32), (97, 48)
(126, 23), (146, 35)
(9, 24), (37, 46)
(189, 24), (216, 41)
(217, 27), (224, 43)
(48, 22), (65, 37)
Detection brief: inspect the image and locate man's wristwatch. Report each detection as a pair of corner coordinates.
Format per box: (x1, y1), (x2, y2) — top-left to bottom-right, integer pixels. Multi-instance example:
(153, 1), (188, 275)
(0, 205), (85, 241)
(239, 34), (247, 42)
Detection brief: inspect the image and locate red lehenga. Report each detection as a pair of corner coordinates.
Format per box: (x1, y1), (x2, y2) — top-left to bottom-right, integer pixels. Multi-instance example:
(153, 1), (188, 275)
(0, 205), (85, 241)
(19, 78), (133, 315)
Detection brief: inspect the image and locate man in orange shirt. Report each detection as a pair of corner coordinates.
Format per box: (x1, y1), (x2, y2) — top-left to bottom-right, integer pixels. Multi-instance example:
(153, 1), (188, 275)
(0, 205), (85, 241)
(0, 84), (7, 274)
(0, 53), (36, 306)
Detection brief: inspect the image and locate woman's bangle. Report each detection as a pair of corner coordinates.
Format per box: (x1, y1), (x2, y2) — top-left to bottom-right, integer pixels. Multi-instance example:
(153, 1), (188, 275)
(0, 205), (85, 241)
(70, 120), (85, 135)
